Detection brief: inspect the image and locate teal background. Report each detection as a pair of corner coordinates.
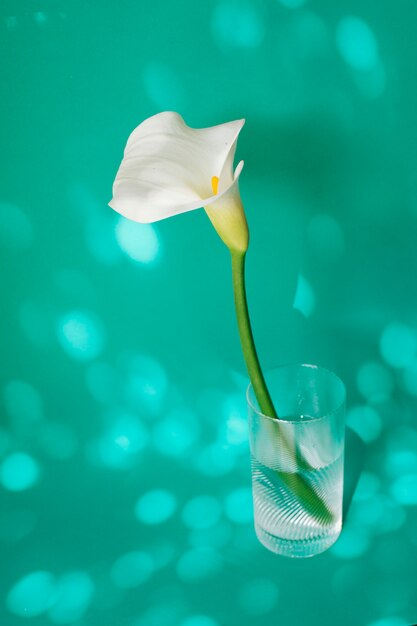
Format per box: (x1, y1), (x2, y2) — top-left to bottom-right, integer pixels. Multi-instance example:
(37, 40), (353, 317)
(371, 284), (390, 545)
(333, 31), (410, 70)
(1, 0), (417, 625)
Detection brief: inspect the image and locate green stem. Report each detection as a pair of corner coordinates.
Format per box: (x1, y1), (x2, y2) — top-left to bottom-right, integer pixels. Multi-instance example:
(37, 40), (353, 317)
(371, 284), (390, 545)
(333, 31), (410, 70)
(231, 249), (334, 525)
(231, 251), (278, 418)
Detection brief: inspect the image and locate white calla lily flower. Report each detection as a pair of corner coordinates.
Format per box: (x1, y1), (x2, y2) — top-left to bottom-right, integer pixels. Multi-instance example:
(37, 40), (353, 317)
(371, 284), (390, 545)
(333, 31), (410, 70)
(109, 111), (249, 252)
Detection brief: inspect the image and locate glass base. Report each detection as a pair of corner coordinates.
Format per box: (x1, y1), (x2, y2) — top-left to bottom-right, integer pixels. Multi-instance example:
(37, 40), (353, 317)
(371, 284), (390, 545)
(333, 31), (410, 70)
(255, 522), (341, 558)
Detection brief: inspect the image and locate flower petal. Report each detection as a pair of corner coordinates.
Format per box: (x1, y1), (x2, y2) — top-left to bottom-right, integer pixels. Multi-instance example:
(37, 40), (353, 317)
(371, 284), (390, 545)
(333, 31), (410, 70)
(109, 112), (245, 223)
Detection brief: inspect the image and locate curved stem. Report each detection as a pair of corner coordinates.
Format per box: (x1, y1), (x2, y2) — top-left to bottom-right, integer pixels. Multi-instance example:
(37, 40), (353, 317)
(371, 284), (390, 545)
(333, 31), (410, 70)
(231, 250), (278, 418)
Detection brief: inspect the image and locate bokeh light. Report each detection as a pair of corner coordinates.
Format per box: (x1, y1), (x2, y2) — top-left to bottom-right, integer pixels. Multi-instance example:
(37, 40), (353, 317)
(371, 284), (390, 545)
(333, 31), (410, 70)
(330, 525), (370, 559)
(211, 1), (265, 49)
(356, 361), (393, 403)
(115, 217), (160, 264)
(390, 474), (417, 506)
(7, 571), (56, 617)
(0, 201), (33, 251)
(48, 571), (94, 624)
(293, 274), (316, 318)
(38, 422), (78, 460)
(237, 578), (279, 616)
(336, 16), (379, 72)
(0, 452), (40, 491)
(380, 323), (417, 369)
(3, 379), (44, 434)
(176, 547), (223, 582)
(224, 487), (253, 524)
(346, 405), (382, 443)
(180, 616), (219, 626)
(367, 618), (409, 626)
(135, 489), (177, 525)
(110, 551), (154, 589)
(123, 354), (168, 416)
(57, 310), (105, 361)
(189, 520), (232, 549)
(195, 442), (236, 476)
(182, 495), (222, 530)
(143, 61), (186, 111)
(153, 408), (199, 457)
(307, 214), (345, 262)
(90, 411), (148, 469)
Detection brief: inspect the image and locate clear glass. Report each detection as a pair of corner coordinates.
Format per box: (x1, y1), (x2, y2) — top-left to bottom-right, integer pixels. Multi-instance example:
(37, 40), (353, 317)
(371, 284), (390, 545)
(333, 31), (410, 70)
(247, 363), (346, 558)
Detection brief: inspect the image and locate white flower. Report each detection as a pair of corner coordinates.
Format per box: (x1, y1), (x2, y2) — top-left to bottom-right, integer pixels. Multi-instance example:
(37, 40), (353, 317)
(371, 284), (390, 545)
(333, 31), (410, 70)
(109, 111), (249, 252)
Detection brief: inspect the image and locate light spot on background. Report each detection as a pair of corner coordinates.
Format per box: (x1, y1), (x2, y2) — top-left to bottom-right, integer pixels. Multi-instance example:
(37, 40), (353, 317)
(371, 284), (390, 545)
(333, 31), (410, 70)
(224, 487), (253, 524)
(115, 217), (160, 265)
(336, 16), (379, 72)
(307, 214), (345, 262)
(0, 452), (40, 491)
(7, 571), (56, 617)
(19, 300), (53, 348)
(48, 571), (94, 624)
(0, 201), (33, 251)
(356, 361), (393, 403)
(135, 489), (177, 525)
(180, 616), (219, 626)
(402, 360), (417, 396)
(182, 495), (222, 530)
(85, 215), (122, 265)
(39, 422), (78, 460)
(110, 551), (154, 589)
(330, 525), (370, 559)
(367, 618), (409, 626)
(124, 354), (168, 417)
(212, 1), (265, 49)
(237, 578), (279, 616)
(293, 274), (316, 317)
(380, 323), (417, 369)
(219, 394), (248, 451)
(57, 310), (105, 361)
(91, 411), (148, 469)
(390, 474), (417, 506)
(196, 442), (236, 476)
(279, 0), (306, 8)
(85, 361), (117, 405)
(352, 494), (405, 534)
(385, 449), (417, 478)
(189, 520), (232, 549)
(176, 547), (223, 582)
(143, 62), (186, 111)
(153, 409), (199, 457)
(33, 12), (47, 24)
(346, 405), (382, 443)
(3, 379), (44, 434)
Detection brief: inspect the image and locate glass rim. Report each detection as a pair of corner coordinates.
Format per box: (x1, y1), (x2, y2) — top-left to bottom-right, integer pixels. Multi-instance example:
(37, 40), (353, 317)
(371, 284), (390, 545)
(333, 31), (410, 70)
(246, 362), (346, 424)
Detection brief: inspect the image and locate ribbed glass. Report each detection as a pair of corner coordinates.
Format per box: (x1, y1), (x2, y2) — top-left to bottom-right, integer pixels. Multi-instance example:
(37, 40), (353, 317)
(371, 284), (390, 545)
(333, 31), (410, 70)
(247, 364), (346, 558)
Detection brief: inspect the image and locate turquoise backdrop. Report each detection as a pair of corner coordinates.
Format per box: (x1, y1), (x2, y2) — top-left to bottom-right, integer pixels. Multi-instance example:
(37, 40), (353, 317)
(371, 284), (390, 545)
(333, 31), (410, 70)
(1, 0), (417, 625)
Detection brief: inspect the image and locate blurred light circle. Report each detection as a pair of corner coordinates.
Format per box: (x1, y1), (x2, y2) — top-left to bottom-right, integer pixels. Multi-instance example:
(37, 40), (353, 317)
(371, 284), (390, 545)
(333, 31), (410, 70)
(180, 616), (219, 626)
(196, 442), (235, 476)
(307, 214), (345, 262)
(0, 452), (40, 491)
(176, 547), (223, 582)
(3, 379), (44, 433)
(7, 571), (56, 617)
(211, 1), (265, 49)
(384, 450), (417, 478)
(380, 323), (417, 369)
(48, 571), (94, 624)
(182, 495), (222, 530)
(115, 217), (160, 264)
(346, 405), (382, 443)
(352, 494), (405, 533)
(153, 409), (199, 457)
(367, 618), (409, 626)
(189, 521), (232, 549)
(110, 551), (154, 589)
(402, 360), (417, 396)
(224, 487), (253, 524)
(390, 474), (417, 506)
(57, 310), (105, 361)
(135, 489), (177, 525)
(237, 578), (279, 616)
(336, 16), (378, 72)
(39, 422), (78, 460)
(124, 354), (168, 416)
(292, 274), (316, 318)
(0, 201), (33, 250)
(94, 411), (148, 469)
(356, 362), (393, 403)
(330, 525), (370, 559)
